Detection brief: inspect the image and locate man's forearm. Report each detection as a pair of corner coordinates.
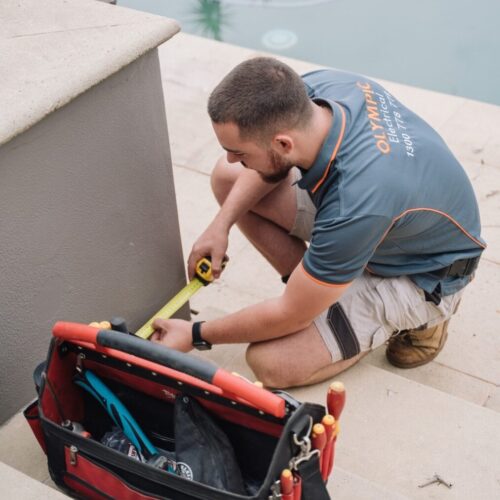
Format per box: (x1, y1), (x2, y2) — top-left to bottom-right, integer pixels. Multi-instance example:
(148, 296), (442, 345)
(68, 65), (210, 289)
(201, 298), (309, 345)
(199, 266), (350, 347)
(213, 169), (280, 231)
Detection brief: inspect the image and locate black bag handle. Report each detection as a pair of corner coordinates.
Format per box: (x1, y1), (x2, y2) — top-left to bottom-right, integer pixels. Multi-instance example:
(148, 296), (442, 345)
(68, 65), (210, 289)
(52, 321), (286, 418)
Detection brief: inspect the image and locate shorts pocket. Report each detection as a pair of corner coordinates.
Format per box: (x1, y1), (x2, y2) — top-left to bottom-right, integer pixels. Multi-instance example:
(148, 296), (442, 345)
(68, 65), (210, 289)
(375, 277), (437, 332)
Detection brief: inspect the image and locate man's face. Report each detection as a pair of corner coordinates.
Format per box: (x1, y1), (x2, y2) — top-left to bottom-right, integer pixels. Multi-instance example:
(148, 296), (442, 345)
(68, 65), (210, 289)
(212, 121), (295, 184)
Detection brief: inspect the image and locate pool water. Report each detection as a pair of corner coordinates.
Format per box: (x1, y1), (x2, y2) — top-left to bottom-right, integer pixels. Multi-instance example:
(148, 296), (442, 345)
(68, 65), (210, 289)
(119, 0), (500, 106)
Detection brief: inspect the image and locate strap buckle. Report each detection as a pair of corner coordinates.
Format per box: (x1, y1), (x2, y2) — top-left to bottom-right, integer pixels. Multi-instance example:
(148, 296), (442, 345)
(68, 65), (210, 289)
(268, 480), (282, 499)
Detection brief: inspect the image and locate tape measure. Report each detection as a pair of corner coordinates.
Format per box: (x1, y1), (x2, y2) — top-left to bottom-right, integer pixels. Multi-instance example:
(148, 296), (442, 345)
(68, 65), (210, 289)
(135, 258), (220, 340)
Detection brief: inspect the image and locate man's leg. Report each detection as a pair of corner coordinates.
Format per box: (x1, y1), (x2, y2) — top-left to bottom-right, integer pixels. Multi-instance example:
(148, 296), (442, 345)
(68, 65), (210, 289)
(245, 272), (384, 388)
(246, 323), (366, 389)
(246, 273), (464, 388)
(211, 156), (306, 277)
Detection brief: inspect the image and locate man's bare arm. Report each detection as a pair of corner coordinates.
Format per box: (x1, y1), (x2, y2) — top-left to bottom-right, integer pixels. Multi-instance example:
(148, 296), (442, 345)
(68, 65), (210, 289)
(188, 168), (281, 278)
(200, 263), (351, 344)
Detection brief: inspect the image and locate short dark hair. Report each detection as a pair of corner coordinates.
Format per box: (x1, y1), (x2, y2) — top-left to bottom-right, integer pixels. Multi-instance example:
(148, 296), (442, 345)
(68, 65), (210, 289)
(208, 57), (313, 141)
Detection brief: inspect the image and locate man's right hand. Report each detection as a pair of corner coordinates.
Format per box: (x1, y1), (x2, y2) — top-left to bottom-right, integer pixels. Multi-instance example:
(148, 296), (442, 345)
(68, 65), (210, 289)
(187, 219), (229, 280)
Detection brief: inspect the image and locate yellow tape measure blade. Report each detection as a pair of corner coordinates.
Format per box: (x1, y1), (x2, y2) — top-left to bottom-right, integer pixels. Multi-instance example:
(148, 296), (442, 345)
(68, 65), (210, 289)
(135, 279), (204, 339)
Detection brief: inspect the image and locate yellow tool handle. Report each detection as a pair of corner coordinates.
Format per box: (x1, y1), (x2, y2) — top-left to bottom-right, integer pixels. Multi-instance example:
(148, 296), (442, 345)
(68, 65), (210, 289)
(135, 257), (222, 340)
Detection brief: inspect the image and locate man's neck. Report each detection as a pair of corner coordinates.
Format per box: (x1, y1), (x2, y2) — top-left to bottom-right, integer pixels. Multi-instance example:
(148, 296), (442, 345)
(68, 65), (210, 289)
(297, 101), (333, 169)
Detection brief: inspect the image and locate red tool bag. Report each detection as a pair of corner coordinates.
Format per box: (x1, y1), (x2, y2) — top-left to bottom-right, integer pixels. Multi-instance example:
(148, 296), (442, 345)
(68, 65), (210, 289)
(25, 322), (333, 499)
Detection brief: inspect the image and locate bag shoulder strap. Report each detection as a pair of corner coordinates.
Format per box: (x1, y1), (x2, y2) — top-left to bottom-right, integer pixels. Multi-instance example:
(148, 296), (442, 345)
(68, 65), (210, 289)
(297, 454), (330, 500)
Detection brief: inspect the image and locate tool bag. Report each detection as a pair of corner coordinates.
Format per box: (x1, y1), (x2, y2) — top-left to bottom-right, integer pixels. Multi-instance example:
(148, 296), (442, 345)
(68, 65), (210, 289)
(25, 322), (331, 499)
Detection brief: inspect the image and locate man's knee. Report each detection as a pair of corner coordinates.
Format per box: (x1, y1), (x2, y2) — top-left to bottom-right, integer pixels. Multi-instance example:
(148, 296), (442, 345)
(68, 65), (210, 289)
(211, 155), (240, 205)
(246, 341), (365, 389)
(246, 343), (301, 389)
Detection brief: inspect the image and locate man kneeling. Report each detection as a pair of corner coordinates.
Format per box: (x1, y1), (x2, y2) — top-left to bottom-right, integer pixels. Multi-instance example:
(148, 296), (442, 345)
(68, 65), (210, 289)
(152, 57), (485, 389)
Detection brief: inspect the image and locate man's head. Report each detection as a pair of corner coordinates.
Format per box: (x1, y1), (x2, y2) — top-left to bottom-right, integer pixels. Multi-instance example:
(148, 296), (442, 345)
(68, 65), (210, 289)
(208, 57), (313, 182)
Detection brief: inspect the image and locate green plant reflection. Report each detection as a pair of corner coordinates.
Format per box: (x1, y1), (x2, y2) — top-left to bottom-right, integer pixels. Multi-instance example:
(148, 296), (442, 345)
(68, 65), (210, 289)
(188, 0), (230, 41)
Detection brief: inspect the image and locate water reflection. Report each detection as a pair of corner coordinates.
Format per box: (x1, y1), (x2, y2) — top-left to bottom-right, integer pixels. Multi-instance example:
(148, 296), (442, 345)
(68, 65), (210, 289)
(188, 0), (327, 41)
(188, 0), (230, 41)
(118, 0), (500, 105)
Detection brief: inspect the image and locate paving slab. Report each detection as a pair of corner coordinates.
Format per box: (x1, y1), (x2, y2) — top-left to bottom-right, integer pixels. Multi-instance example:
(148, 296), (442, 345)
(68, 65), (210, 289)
(481, 225), (500, 265)
(482, 139), (500, 170)
(190, 277), (260, 318)
(0, 411), (50, 483)
(165, 84), (220, 172)
(172, 165), (249, 259)
(437, 260), (500, 385)
(467, 162), (500, 228)
(217, 243), (285, 302)
(485, 386), (500, 412)
(440, 97), (500, 167)
(366, 346), (496, 409)
(289, 363), (500, 500)
(159, 33), (256, 94)
(328, 466), (409, 500)
(0, 462), (67, 499)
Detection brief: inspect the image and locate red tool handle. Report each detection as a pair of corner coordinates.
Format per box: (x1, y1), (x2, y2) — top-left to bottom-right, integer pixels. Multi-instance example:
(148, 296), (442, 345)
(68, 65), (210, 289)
(321, 414), (335, 481)
(311, 423), (327, 454)
(280, 469), (294, 499)
(53, 322), (285, 418)
(327, 381), (345, 421)
(312, 423), (327, 481)
(325, 381), (345, 479)
(293, 472), (302, 500)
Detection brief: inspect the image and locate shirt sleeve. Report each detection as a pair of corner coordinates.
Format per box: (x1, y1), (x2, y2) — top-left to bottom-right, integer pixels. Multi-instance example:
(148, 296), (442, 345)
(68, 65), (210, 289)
(303, 214), (393, 285)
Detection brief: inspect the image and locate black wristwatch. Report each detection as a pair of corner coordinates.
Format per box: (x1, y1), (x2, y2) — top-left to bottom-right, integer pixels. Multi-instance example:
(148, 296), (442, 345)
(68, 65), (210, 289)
(192, 321), (212, 351)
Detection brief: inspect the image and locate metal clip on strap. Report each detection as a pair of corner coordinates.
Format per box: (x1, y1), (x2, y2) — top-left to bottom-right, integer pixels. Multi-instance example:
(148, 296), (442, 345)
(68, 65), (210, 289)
(268, 480), (282, 499)
(289, 417), (320, 471)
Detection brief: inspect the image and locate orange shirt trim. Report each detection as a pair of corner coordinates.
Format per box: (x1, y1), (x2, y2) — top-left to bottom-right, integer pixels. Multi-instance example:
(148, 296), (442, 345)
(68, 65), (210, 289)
(311, 105), (347, 194)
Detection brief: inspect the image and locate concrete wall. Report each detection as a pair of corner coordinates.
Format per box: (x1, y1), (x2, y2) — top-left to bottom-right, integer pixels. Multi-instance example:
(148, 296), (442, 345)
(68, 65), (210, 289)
(0, 49), (187, 423)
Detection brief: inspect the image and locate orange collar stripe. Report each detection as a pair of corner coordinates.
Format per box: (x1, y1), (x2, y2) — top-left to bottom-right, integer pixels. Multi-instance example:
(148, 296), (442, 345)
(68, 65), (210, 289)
(311, 105), (346, 194)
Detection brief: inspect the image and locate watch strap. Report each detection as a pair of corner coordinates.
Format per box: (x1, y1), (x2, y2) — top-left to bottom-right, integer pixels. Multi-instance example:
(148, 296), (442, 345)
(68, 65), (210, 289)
(192, 321), (211, 350)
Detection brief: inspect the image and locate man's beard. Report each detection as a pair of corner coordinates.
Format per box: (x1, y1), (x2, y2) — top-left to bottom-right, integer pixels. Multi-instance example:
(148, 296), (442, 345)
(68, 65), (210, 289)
(259, 150), (294, 184)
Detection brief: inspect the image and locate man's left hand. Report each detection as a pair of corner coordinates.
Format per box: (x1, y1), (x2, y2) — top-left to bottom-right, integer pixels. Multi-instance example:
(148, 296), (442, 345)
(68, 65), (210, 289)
(150, 318), (193, 352)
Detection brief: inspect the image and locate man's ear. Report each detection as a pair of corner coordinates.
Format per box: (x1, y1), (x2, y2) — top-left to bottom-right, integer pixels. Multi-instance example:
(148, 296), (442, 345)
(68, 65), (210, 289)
(272, 134), (294, 154)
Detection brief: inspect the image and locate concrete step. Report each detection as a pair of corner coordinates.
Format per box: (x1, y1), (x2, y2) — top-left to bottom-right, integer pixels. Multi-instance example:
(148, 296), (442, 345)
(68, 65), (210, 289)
(0, 411), (54, 487)
(290, 362), (500, 500)
(0, 462), (66, 499)
(330, 466), (409, 500)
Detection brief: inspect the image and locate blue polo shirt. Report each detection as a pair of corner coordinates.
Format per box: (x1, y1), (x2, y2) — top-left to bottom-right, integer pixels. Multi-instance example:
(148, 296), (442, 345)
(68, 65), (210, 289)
(299, 69), (485, 296)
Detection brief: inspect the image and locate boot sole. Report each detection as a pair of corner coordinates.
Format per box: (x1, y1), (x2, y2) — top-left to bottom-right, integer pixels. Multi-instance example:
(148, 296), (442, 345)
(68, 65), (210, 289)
(386, 322), (449, 369)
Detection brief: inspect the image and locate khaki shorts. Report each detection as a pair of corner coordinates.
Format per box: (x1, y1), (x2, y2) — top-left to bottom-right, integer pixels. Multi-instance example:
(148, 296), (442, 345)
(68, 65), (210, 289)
(290, 168), (464, 362)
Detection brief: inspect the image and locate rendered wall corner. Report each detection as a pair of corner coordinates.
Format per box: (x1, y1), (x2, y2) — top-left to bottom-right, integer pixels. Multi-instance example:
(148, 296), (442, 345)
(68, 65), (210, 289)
(0, 49), (187, 423)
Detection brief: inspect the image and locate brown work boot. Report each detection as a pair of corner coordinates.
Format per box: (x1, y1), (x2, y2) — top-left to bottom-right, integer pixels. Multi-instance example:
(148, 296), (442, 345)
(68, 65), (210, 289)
(385, 320), (450, 368)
